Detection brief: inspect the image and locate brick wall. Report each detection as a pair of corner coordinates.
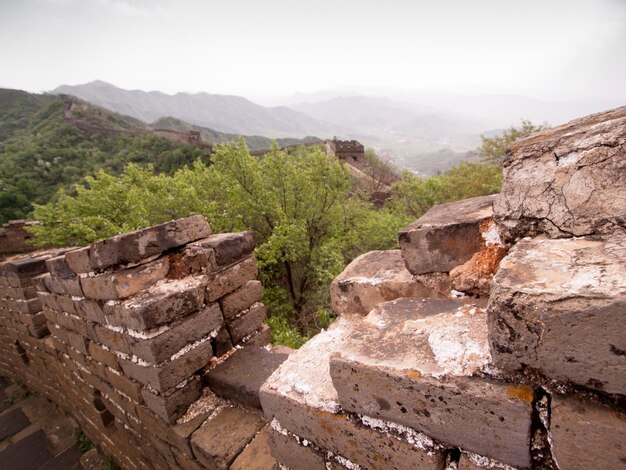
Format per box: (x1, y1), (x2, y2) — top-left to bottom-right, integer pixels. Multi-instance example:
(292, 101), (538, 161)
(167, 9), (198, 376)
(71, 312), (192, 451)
(0, 216), (273, 469)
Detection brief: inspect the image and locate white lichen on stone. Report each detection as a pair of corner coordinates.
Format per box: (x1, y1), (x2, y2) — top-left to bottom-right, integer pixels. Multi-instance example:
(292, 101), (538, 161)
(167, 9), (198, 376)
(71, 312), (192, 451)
(466, 451), (518, 469)
(359, 415), (435, 451)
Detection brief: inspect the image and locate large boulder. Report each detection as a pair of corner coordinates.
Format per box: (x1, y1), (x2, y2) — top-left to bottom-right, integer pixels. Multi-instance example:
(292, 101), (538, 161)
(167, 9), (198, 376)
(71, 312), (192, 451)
(494, 106), (626, 241)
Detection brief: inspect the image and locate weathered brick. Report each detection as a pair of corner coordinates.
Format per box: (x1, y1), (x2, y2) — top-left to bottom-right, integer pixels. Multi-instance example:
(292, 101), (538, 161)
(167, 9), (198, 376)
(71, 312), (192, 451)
(88, 341), (120, 370)
(65, 246), (91, 274)
(228, 302), (267, 344)
(119, 337), (213, 393)
(231, 425), (277, 470)
(88, 215), (211, 271)
(243, 324), (271, 348)
(206, 346), (289, 409)
(398, 194), (496, 274)
(206, 256), (258, 302)
(267, 425), (325, 470)
(141, 375), (202, 423)
(190, 406), (264, 469)
(103, 367), (143, 403)
(167, 244), (216, 279)
(103, 276), (206, 330)
(220, 280), (263, 320)
(194, 231), (256, 267)
(80, 258), (169, 301)
(66, 329), (90, 355)
(127, 303), (223, 363)
(95, 324), (130, 354)
(550, 394), (626, 470)
(56, 294), (78, 315)
(74, 298), (106, 323)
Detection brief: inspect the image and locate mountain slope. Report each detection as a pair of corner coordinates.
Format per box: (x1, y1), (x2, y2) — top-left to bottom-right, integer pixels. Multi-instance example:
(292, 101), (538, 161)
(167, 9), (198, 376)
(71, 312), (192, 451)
(54, 81), (338, 138)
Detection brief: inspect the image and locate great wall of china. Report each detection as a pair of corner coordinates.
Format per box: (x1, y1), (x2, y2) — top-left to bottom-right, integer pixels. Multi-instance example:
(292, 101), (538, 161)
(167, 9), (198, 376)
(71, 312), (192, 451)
(0, 106), (624, 469)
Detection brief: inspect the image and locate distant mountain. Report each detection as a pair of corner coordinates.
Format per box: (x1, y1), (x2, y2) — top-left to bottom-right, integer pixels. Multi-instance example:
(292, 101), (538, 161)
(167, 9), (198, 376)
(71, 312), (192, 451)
(53, 81), (337, 138)
(288, 96), (489, 172)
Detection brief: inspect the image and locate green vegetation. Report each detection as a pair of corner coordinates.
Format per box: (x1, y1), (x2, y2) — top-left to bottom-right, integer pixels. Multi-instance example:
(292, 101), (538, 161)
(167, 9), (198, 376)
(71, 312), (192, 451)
(30, 142), (408, 341)
(4, 88), (540, 346)
(389, 162), (503, 219)
(0, 88), (318, 225)
(477, 119), (548, 164)
(77, 430), (94, 452)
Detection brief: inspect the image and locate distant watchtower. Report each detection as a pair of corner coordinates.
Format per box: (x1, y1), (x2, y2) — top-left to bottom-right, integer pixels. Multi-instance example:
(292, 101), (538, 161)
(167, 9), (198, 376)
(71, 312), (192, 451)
(325, 139), (365, 167)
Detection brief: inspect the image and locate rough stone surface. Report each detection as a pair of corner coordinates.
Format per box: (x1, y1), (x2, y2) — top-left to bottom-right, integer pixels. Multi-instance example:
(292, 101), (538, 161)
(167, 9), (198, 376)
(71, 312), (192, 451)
(260, 317), (447, 470)
(88, 215), (211, 271)
(398, 194), (497, 275)
(488, 232), (626, 394)
(220, 280), (263, 320)
(141, 375), (202, 423)
(550, 394), (626, 470)
(494, 106), (626, 240)
(206, 346), (290, 409)
(206, 256), (258, 302)
(230, 425), (277, 470)
(458, 452), (514, 470)
(267, 425), (326, 470)
(449, 220), (508, 297)
(127, 303), (223, 363)
(196, 232), (256, 267)
(80, 258), (169, 300)
(330, 250), (432, 316)
(103, 276), (206, 330)
(329, 298), (532, 468)
(228, 302), (267, 344)
(190, 406), (264, 469)
(120, 337), (213, 392)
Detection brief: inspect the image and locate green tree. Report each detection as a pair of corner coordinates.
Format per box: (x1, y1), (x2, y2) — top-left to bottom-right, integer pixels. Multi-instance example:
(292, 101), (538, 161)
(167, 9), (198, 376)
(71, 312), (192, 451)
(477, 119), (548, 164)
(389, 162), (502, 219)
(30, 142), (407, 337)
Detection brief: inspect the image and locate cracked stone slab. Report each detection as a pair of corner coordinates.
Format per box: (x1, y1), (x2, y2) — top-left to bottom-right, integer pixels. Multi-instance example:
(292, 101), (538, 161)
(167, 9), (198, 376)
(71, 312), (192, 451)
(330, 250), (434, 315)
(260, 316), (447, 470)
(399, 195), (497, 275)
(329, 298), (532, 469)
(494, 106), (626, 240)
(488, 232), (626, 394)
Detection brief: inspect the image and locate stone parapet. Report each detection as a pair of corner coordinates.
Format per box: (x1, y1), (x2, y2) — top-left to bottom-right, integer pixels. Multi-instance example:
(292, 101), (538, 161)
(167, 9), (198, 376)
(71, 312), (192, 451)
(0, 216), (285, 469)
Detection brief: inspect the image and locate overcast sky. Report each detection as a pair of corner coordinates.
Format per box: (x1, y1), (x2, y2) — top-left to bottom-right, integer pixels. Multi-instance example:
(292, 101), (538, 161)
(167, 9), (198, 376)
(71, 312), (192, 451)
(1, 0), (624, 102)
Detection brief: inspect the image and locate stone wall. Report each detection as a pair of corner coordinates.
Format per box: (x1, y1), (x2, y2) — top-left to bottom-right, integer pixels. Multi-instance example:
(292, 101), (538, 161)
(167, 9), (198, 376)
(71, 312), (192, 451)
(0, 216), (286, 469)
(262, 106), (626, 470)
(0, 220), (41, 260)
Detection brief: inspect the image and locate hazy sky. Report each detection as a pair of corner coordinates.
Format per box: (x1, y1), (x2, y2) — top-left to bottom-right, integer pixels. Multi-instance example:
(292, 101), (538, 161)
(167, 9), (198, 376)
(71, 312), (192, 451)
(1, 0), (624, 102)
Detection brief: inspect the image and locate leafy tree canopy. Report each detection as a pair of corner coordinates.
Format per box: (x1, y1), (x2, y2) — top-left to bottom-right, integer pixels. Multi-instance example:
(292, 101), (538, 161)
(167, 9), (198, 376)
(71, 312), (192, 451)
(477, 119), (548, 164)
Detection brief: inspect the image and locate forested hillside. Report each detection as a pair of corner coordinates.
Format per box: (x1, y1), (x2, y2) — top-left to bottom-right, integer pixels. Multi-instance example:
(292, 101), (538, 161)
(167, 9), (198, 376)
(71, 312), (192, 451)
(0, 89), (319, 224)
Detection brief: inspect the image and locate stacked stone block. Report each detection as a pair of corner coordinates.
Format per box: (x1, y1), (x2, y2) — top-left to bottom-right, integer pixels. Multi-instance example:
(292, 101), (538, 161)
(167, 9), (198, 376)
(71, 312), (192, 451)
(263, 107), (626, 470)
(0, 215), (283, 469)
